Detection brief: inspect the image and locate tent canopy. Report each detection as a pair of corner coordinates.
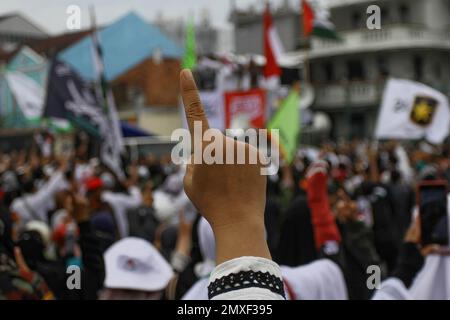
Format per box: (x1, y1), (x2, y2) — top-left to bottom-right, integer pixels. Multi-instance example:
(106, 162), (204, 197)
(59, 12), (183, 82)
(120, 121), (153, 138)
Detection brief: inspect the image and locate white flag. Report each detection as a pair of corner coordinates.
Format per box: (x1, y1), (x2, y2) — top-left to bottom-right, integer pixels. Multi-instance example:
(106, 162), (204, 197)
(90, 25), (125, 179)
(5, 71), (44, 120)
(375, 78), (450, 144)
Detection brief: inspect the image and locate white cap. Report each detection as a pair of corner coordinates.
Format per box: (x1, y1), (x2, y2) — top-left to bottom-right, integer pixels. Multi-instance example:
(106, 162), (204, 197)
(104, 237), (174, 292)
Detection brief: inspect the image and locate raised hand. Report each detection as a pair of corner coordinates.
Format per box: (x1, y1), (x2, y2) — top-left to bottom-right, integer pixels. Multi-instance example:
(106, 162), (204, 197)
(179, 69), (270, 264)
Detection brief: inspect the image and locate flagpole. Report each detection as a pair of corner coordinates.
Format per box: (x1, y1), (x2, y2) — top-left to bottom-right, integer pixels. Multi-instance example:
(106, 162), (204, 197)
(302, 40), (311, 84)
(89, 5), (107, 113)
(88, 5), (125, 179)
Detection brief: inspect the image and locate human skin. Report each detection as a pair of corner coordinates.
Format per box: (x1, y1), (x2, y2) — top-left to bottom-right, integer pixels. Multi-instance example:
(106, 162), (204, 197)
(179, 69), (271, 265)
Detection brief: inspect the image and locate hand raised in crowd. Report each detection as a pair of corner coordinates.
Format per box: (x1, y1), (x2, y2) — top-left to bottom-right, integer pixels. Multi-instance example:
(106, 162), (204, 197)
(404, 216), (441, 256)
(180, 69), (271, 264)
(119, 164), (139, 189)
(70, 189), (91, 223)
(174, 210), (193, 257)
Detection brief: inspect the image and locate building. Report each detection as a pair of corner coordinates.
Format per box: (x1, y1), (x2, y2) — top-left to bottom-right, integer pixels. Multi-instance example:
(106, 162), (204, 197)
(59, 12), (184, 136)
(309, 0), (450, 139)
(231, 0), (450, 139)
(230, 0), (302, 55)
(0, 13), (47, 53)
(153, 11), (219, 56)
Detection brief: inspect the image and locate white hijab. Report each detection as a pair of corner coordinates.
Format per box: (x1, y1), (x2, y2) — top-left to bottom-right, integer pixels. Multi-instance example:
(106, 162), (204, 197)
(194, 218), (216, 278)
(281, 260), (348, 300)
(374, 195), (450, 300)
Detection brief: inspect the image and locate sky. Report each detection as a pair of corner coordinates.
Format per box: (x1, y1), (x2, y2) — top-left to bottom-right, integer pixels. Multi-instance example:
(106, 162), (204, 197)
(0, 0), (300, 34)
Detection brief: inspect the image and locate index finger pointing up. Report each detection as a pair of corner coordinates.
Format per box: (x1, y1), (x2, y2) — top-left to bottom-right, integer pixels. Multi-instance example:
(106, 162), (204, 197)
(180, 69), (210, 138)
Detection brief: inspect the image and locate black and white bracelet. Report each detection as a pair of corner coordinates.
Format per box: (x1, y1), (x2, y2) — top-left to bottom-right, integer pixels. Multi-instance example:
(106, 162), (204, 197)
(208, 270), (286, 299)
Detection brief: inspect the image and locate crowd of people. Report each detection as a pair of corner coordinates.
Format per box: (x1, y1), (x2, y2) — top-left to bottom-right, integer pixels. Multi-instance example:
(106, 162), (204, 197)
(0, 70), (449, 300)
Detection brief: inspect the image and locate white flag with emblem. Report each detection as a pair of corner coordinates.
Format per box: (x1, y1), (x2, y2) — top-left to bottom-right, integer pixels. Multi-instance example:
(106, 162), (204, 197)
(375, 78), (450, 144)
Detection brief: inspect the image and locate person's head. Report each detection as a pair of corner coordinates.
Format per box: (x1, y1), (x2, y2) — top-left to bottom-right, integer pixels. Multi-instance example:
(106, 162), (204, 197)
(102, 237), (173, 300)
(85, 177), (104, 208)
(55, 190), (73, 213)
(17, 221), (50, 267)
(334, 198), (359, 224)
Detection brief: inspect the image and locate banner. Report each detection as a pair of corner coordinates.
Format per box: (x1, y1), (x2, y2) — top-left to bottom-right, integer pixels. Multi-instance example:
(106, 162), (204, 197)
(375, 78), (450, 144)
(224, 89), (266, 129)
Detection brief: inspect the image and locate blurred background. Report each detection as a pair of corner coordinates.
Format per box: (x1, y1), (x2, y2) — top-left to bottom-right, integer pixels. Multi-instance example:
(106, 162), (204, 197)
(1, 0), (450, 151)
(1, 1), (450, 301)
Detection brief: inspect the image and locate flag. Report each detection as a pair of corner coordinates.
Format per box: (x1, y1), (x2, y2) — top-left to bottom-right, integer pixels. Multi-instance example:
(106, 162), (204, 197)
(302, 0), (340, 40)
(43, 59), (105, 137)
(267, 90), (300, 163)
(5, 71), (44, 121)
(90, 9), (124, 179)
(182, 18), (197, 70)
(375, 78), (450, 145)
(263, 4), (283, 79)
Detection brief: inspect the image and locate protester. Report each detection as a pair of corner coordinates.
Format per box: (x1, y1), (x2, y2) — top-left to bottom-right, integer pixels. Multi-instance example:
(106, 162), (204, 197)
(0, 69), (449, 301)
(100, 237), (173, 300)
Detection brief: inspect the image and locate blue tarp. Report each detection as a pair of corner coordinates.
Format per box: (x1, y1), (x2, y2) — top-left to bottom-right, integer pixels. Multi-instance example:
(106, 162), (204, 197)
(120, 121), (153, 137)
(59, 12), (183, 81)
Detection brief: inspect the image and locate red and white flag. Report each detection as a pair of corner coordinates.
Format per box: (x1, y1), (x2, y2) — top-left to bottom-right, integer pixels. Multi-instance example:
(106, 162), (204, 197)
(263, 4), (283, 81)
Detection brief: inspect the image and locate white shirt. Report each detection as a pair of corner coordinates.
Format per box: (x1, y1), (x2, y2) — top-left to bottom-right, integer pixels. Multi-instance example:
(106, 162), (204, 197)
(10, 171), (68, 224)
(101, 186), (142, 238)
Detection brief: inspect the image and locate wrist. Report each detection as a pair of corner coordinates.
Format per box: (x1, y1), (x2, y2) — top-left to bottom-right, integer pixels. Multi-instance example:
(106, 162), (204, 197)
(212, 217), (270, 265)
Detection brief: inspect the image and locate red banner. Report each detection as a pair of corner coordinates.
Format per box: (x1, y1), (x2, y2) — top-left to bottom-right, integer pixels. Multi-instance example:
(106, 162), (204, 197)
(224, 89), (266, 129)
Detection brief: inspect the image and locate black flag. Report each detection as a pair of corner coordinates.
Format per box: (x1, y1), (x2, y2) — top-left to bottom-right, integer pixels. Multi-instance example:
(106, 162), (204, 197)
(44, 59), (104, 137)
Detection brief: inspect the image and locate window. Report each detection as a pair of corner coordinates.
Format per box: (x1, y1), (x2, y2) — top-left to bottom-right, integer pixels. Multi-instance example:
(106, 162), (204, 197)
(414, 56), (423, 81)
(351, 12), (361, 28)
(381, 8), (390, 24)
(435, 63), (441, 80)
(347, 60), (365, 81)
(399, 4), (410, 24)
(350, 113), (366, 139)
(324, 62), (335, 83)
(377, 56), (389, 78)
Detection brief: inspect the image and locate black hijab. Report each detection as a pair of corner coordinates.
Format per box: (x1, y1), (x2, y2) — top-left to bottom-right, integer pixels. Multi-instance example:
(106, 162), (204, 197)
(274, 195), (317, 266)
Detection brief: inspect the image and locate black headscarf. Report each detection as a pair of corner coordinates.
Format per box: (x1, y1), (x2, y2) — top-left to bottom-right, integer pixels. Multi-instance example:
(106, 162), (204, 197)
(274, 195), (317, 266)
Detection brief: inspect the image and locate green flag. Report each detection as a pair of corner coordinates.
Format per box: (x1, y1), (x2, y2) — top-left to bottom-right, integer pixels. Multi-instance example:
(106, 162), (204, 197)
(267, 90), (300, 163)
(182, 19), (197, 70)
